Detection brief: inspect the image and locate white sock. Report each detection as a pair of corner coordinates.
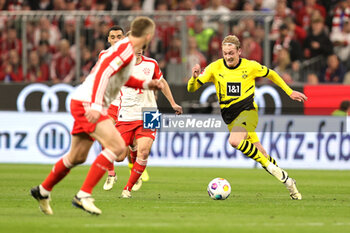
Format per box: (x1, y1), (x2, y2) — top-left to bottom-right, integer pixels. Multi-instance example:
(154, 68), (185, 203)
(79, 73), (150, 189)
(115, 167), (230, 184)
(284, 177), (293, 187)
(39, 185), (50, 197)
(266, 163), (288, 182)
(76, 190), (91, 198)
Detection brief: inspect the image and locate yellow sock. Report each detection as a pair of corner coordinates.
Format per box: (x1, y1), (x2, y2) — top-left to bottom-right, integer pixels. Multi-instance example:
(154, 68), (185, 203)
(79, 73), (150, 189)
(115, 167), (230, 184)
(267, 155), (278, 166)
(237, 140), (270, 168)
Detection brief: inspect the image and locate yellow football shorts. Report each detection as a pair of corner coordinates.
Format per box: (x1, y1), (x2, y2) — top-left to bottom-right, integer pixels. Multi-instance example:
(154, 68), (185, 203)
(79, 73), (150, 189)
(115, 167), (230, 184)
(227, 109), (259, 144)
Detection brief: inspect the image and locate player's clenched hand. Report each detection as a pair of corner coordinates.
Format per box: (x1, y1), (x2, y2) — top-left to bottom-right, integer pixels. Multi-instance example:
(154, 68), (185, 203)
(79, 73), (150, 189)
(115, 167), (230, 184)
(147, 80), (164, 90)
(192, 64), (201, 78)
(85, 109), (101, 123)
(172, 103), (183, 115)
(290, 91), (308, 103)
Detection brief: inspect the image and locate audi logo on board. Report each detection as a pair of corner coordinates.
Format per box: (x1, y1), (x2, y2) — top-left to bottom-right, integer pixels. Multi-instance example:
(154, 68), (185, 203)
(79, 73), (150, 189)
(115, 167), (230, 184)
(17, 83), (76, 113)
(36, 122), (71, 158)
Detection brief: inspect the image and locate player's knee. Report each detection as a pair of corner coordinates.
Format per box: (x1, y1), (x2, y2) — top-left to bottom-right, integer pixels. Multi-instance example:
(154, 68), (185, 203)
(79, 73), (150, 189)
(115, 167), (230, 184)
(111, 144), (127, 160)
(137, 147), (150, 160)
(228, 135), (241, 148)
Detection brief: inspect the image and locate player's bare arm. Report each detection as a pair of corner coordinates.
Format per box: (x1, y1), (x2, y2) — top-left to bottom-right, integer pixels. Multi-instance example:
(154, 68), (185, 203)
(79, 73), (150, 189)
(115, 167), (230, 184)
(147, 79), (164, 90)
(160, 78), (183, 115)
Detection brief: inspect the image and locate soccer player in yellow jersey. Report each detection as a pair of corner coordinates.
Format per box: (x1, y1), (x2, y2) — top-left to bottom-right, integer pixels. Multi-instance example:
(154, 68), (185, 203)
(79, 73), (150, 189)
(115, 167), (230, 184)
(187, 35), (307, 200)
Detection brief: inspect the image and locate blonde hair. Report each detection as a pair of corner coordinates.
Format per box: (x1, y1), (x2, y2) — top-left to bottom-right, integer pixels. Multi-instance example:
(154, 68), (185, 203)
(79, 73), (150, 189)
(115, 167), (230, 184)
(222, 35), (240, 49)
(130, 16), (155, 37)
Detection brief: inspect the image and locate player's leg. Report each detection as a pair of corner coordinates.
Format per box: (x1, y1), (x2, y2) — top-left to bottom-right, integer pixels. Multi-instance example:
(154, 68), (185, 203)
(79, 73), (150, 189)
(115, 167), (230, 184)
(122, 136), (153, 198)
(31, 133), (93, 215)
(127, 140), (150, 181)
(254, 141), (302, 200)
(254, 142), (278, 166)
(103, 122), (134, 191)
(73, 119), (127, 214)
(228, 110), (301, 199)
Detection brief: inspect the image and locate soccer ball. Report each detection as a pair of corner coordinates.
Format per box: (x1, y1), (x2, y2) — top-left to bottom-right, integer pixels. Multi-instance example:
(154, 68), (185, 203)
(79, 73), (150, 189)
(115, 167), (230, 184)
(207, 178), (231, 200)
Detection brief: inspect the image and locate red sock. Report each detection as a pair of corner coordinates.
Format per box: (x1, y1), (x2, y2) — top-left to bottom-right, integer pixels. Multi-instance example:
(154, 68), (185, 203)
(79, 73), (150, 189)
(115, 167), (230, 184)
(124, 161), (146, 191)
(130, 150), (137, 164)
(80, 153), (113, 194)
(107, 163), (115, 176)
(41, 158), (71, 191)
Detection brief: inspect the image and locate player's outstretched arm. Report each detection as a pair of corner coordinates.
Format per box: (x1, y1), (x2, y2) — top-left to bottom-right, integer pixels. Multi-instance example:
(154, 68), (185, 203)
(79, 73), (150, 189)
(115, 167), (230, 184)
(125, 76), (163, 90)
(160, 78), (183, 115)
(187, 64), (202, 93)
(266, 69), (308, 102)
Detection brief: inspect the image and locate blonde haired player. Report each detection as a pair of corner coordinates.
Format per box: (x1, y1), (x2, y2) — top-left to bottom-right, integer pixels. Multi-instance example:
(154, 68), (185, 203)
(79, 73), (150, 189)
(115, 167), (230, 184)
(188, 35), (307, 200)
(30, 17), (162, 215)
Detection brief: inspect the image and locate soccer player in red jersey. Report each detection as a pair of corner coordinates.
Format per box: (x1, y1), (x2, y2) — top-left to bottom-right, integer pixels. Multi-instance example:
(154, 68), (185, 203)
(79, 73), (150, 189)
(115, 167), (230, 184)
(30, 17), (162, 215)
(106, 47), (183, 197)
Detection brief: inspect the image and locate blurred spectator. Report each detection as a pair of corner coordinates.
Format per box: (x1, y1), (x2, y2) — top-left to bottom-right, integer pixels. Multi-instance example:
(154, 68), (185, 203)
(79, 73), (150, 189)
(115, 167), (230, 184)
(296, 0), (327, 30)
(0, 49), (23, 82)
(65, 0), (76, 10)
(29, 0), (53, 10)
(270, 0), (294, 41)
(26, 50), (50, 82)
(34, 17), (61, 48)
(52, 0), (66, 10)
(272, 24), (302, 72)
(232, 17), (257, 40)
(241, 31), (262, 63)
(253, 0), (272, 11)
(273, 47), (299, 83)
(0, 26), (22, 65)
(284, 16), (307, 45)
(303, 16), (333, 59)
(7, 0), (24, 11)
(185, 36), (207, 79)
(307, 54), (346, 84)
(117, 0), (133, 10)
(80, 47), (94, 82)
(261, 0), (276, 11)
(78, 0), (94, 10)
(208, 22), (224, 62)
(202, 0), (230, 29)
(37, 40), (53, 66)
(330, 18), (350, 70)
(331, 100), (350, 116)
(164, 35), (182, 65)
(92, 39), (105, 60)
(189, 17), (215, 56)
(331, 0), (350, 34)
(50, 39), (75, 83)
(61, 19), (76, 45)
(95, 0), (112, 11)
(0, 0), (9, 10)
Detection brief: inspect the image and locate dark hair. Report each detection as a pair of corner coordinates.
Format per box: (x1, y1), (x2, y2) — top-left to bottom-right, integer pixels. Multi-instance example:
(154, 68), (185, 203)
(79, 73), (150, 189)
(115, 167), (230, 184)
(107, 25), (124, 37)
(339, 100), (350, 111)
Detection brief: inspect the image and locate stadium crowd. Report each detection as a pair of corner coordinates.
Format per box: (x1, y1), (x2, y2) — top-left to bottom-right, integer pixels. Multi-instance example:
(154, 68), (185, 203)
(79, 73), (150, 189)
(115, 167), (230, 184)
(0, 0), (350, 85)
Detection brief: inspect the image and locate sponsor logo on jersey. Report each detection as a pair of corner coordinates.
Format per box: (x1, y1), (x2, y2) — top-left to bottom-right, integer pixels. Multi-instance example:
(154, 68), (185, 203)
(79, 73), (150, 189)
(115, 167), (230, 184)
(227, 82), (241, 97)
(143, 67), (151, 75)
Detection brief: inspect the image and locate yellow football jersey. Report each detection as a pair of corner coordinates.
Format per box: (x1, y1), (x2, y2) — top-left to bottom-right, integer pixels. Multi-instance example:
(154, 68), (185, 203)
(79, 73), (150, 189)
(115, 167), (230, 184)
(188, 58), (292, 124)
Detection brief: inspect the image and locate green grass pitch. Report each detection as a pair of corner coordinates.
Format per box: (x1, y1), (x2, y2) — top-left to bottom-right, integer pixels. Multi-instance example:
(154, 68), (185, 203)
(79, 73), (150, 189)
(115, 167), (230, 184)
(0, 164), (349, 233)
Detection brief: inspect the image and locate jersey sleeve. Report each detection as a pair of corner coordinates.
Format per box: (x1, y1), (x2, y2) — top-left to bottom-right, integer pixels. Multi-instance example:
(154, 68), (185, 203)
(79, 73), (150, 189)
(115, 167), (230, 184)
(250, 60), (269, 78)
(90, 42), (134, 112)
(187, 63), (214, 92)
(152, 60), (163, 80)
